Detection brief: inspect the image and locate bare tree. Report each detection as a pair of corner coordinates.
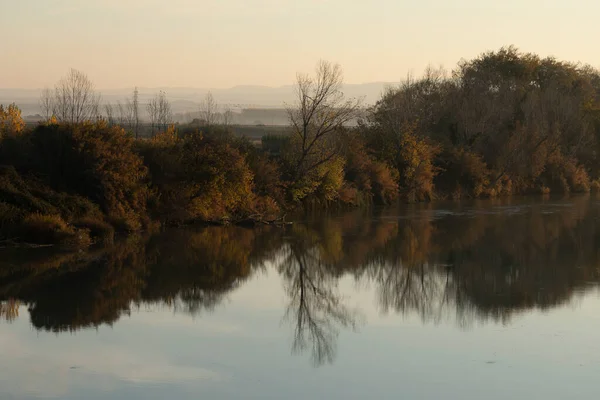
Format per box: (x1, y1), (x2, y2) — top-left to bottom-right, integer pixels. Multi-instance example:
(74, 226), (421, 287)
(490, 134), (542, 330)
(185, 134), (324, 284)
(125, 98), (136, 131)
(39, 87), (54, 121)
(52, 68), (101, 124)
(287, 60), (361, 179)
(132, 87), (140, 138)
(116, 101), (126, 126)
(222, 105), (234, 126)
(104, 103), (115, 126)
(147, 90), (173, 135)
(199, 91), (218, 126)
(157, 90), (173, 131)
(147, 96), (159, 135)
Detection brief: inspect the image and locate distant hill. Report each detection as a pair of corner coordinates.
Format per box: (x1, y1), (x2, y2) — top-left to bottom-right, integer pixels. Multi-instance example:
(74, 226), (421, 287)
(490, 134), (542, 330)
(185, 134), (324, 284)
(0, 82), (394, 112)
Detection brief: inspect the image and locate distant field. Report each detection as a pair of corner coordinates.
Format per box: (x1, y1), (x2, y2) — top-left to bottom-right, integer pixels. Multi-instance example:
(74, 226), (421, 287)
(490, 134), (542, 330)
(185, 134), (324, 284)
(24, 121), (292, 143)
(230, 125), (292, 141)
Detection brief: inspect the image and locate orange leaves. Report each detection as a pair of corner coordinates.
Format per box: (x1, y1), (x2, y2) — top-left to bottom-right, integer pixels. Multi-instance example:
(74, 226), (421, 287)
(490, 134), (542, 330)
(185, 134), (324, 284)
(398, 125), (440, 202)
(0, 103), (25, 139)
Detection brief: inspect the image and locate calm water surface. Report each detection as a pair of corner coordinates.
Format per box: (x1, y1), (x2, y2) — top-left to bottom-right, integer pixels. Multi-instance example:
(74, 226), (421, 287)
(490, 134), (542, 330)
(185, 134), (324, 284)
(2, 196), (600, 399)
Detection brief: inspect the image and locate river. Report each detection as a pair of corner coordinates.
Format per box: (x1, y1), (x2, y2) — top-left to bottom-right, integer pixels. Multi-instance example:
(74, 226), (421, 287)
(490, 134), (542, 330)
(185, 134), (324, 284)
(1, 196), (600, 399)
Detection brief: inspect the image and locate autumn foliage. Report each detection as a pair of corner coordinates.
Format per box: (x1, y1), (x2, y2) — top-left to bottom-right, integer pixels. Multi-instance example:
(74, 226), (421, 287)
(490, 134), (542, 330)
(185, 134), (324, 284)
(3, 48), (600, 245)
(0, 117), (149, 245)
(0, 104), (25, 139)
(365, 46), (600, 199)
(138, 126), (280, 224)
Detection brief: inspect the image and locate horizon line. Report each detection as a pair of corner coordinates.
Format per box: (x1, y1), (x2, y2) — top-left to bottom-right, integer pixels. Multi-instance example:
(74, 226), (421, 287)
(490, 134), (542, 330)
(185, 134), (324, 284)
(0, 81), (400, 92)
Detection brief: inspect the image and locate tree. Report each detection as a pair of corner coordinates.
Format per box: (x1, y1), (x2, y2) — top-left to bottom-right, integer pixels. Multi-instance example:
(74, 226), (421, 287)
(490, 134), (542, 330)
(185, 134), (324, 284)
(147, 91), (172, 135)
(104, 104), (115, 126)
(124, 87), (140, 137)
(286, 60), (361, 181)
(0, 103), (26, 140)
(116, 101), (127, 126)
(39, 88), (54, 121)
(157, 91), (173, 132)
(147, 97), (158, 134)
(52, 68), (101, 124)
(279, 228), (359, 366)
(26, 121), (150, 230)
(222, 105), (234, 126)
(199, 91), (218, 126)
(132, 87), (140, 139)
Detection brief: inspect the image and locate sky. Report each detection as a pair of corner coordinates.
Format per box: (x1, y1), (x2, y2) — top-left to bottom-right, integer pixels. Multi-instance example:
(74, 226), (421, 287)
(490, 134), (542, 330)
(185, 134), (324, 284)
(1, 0), (599, 89)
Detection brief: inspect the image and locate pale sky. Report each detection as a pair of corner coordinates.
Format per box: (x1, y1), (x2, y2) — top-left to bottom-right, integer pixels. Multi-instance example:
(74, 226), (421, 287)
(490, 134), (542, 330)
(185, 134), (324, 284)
(1, 0), (599, 89)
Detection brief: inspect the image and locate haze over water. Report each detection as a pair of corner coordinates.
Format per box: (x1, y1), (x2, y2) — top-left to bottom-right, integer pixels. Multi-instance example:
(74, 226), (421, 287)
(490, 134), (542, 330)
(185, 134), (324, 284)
(2, 196), (600, 399)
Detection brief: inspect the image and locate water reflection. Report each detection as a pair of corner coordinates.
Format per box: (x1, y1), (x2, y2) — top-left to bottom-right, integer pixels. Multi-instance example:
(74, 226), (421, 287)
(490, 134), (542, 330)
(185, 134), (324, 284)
(279, 226), (361, 366)
(1, 196), (600, 365)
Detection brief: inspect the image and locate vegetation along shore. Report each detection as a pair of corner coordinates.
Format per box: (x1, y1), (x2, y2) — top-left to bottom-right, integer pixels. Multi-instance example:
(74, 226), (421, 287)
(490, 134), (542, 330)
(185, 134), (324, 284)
(1, 46), (600, 249)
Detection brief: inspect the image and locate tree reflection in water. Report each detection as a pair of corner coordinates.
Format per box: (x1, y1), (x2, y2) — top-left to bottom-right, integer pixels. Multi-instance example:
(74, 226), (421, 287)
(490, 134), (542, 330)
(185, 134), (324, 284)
(278, 226), (361, 366)
(1, 196), (600, 364)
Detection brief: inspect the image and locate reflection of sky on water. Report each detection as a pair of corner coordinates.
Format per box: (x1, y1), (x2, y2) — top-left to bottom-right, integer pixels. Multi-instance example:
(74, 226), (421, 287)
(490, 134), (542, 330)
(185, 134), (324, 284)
(2, 266), (600, 400)
(3, 196), (600, 399)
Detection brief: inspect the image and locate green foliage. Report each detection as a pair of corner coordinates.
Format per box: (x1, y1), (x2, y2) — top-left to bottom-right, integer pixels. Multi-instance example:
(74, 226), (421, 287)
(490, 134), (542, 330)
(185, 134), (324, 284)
(285, 152), (345, 203)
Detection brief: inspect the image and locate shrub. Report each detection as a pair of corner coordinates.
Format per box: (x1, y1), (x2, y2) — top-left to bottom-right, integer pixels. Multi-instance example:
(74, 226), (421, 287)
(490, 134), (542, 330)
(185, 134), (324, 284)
(72, 216), (115, 242)
(368, 161), (399, 204)
(436, 148), (491, 199)
(261, 134), (290, 157)
(0, 103), (25, 140)
(540, 151), (590, 194)
(0, 165), (104, 241)
(337, 184), (362, 206)
(139, 130), (258, 223)
(343, 135), (398, 205)
(19, 213), (91, 250)
(398, 127), (440, 202)
(1, 121), (150, 231)
(247, 154), (284, 203)
(315, 156), (345, 202)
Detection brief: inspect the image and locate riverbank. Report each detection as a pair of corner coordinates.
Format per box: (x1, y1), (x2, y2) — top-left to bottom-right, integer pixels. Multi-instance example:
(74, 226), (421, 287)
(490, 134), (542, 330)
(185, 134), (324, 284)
(4, 48), (600, 248)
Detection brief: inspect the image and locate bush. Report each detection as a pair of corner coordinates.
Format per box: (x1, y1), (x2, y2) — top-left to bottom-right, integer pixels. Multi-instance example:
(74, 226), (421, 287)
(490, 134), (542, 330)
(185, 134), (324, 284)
(0, 121), (150, 231)
(0, 165), (104, 242)
(398, 127), (440, 202)
(19, 213), (92, 250)
(139, 130), (259, 223)
(368, 161), (399, 204)
(435, 148), (491, 199)
(261, 134), (290, 157)
(0, 103), (25, 140)
(343, 136), (398, 205)
(539, 151), (590, 194)
(72, 217), (115, 242)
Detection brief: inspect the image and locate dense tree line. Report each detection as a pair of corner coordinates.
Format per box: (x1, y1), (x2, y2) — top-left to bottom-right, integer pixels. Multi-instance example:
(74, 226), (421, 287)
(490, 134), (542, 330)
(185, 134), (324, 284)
(365, 47), (600, 199)
(2, 47), (600, 246)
